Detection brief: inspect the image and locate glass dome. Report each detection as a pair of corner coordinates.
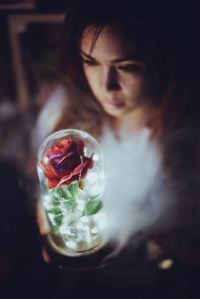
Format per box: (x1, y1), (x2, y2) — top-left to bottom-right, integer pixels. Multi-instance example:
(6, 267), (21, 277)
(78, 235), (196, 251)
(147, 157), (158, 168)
(37, 129), (109, 265)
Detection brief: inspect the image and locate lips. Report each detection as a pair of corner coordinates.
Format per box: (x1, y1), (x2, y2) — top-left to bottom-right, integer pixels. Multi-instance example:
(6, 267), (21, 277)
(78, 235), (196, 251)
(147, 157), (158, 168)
(102, 99), (125, 109)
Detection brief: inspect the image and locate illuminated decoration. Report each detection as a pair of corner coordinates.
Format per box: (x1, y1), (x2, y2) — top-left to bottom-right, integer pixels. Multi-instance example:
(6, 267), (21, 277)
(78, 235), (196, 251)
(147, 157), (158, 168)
(37, 129), (108, 263)
(158, 258), (174, 270)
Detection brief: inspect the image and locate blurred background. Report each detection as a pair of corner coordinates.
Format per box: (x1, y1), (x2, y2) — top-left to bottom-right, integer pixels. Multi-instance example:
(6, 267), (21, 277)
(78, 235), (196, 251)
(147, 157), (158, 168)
(0, 0), (69, 174)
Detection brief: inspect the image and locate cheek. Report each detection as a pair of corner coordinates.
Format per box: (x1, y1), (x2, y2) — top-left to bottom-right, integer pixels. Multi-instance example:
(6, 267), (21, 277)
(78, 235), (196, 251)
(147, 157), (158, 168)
(123, 73), (156, 100)
(120, 71), (147, 88)
(83, 67), (96, 88)
(83, 67), (98, 91)
(121, 75), (146, 96)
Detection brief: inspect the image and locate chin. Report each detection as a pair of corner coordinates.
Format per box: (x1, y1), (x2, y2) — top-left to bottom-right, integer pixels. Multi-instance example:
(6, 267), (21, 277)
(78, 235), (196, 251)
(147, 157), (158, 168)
(104, 108), (126, 117)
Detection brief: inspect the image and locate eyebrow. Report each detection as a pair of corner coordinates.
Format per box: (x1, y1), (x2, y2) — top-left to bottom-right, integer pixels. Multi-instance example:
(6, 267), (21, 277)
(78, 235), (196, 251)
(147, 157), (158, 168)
(80, 50), (141, 63)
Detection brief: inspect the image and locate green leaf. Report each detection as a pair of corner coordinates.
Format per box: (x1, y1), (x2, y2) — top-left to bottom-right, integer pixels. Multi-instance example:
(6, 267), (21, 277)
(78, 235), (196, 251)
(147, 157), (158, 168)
(51, 197), (60, 206)
(67, 182), (80, 198)
(83, 198), (103, 216)
(47, 207), (61, 215)
(50, 187), (73, 206)
(64, 199), (77, 211)
(54, 214), (63, 226)
(54, 187), (71, 200)
(47, 208), (63, 233)
(56, 187), (68, 198)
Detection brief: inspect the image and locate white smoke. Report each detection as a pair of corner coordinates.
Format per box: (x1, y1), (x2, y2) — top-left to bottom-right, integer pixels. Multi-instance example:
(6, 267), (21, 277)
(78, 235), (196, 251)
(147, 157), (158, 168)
(100, 126), (177, 254)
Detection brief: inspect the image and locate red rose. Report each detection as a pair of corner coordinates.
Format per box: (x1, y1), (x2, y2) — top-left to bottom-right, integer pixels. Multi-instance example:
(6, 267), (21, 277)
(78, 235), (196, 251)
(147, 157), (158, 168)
(40, 138), (94, 189)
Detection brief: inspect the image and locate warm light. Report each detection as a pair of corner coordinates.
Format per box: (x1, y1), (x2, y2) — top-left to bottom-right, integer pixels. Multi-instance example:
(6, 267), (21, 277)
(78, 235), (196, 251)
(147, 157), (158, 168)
(158, 258), (174, 270)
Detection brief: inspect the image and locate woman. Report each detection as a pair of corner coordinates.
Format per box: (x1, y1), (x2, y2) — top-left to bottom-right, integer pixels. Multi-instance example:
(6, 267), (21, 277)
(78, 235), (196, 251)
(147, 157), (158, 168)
(38, 0), (200, 280)
(61, 15), (161, 137)
(59, 0), (197, 139)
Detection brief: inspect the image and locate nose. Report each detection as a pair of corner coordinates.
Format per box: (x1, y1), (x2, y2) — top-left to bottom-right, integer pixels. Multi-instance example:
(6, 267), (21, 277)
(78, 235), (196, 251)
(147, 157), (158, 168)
(100, 67), (120, 92)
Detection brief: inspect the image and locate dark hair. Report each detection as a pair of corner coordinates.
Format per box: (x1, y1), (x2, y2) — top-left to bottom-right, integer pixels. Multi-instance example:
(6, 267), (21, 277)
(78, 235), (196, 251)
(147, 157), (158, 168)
(62, 3), (188, 75)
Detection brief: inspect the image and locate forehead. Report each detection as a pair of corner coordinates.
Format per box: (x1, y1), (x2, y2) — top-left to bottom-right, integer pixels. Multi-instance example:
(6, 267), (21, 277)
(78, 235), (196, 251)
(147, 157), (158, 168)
(81, 24), (137, 58)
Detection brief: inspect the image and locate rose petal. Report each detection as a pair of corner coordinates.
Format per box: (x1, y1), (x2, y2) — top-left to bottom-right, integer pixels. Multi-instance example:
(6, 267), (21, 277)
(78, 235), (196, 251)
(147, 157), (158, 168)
(41, 138), (94, 189)
(57, 151), (74, 165)
(48, 178), (60, 189)
(40, 161), (59, 180)
(77, 140), (85, 156)
(56, 173), (77, 187)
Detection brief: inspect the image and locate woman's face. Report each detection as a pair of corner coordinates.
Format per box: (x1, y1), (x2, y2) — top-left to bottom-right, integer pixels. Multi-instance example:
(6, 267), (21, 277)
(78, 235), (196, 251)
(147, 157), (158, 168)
(80, 24), (156, 118)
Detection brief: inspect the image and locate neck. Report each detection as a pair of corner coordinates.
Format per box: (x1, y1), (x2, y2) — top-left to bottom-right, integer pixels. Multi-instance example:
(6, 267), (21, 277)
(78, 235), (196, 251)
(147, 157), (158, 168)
(113, 104), (156, 134)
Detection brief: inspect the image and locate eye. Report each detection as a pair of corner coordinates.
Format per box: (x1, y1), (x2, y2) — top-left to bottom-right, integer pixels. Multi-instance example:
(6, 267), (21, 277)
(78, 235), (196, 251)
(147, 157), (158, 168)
(81, 58), (97, 66)
(118, 64), (144, 73)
